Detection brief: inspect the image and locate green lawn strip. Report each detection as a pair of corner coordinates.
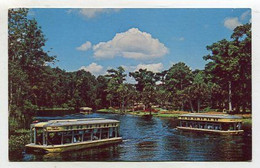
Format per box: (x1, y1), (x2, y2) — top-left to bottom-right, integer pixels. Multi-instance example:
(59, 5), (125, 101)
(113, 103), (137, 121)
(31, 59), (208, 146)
(242, 118), (252, 125)
(154, 113), (181, 118)
(37, 107), (75, 111)
(97, 108), (183, 118)
(96, 109), (120, 113)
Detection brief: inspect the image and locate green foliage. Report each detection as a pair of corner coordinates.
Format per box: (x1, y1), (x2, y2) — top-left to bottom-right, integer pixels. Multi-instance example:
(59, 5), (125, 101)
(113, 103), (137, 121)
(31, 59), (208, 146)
(9, 129), (31, 161)
(8, 8), (56, 130)
(165, 62), (193, 110)
(204, 23), (251, 113)
(9, 117), (20, 132)
(8, 9), (251, 135)
(105, 67), (128, 113)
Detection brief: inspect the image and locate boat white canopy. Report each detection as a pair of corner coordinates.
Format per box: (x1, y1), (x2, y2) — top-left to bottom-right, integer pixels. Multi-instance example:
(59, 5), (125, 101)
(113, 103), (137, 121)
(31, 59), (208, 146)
(32, 118), (120, 128)
(80, 107), (92, 110)
(179, 113), (242, 119)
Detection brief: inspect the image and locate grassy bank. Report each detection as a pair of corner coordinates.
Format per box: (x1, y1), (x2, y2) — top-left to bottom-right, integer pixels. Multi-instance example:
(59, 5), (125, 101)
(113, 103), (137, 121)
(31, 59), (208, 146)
(96, 108), (252, 122)
(9, 129), (30, 161)
(38, 107), (75, 110)
(97, 108), (188, 118)
(154, 113), (182, 118)
(96, 108), (121, 113)
(241, 118), (252, 125)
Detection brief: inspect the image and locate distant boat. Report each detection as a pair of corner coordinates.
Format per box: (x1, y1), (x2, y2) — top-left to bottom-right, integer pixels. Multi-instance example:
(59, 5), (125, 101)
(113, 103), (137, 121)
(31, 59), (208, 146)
(177, 113), (244, 135)
(80, 107), (92, 114)
(26, 118), (122, 153)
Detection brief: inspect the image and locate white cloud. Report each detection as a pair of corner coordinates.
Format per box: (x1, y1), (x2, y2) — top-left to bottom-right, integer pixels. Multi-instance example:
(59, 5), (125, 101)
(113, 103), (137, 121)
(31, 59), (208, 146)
(93, 28), (169, 60)
(121, 65), (136, 72)
(122, 63), (164, 73)
(80, 63), (104, 76)
(135, 63), (164, 72)
(77, 9), (121, 19)
(76, 41), (92, 51)
(224, 17), (242, 30)
(120, 63), (164, 83)
(240, 10), (251, 21)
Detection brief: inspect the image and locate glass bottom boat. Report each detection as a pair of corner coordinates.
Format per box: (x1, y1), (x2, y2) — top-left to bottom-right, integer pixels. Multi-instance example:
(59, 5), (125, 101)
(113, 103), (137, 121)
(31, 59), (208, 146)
(26, 118), (122, 153)
(176, 113), (244, 135)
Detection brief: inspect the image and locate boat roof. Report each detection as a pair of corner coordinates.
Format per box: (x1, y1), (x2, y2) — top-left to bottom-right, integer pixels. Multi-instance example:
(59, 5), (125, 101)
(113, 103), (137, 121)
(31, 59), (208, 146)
(80, 107), (92, 110)
(179, 113), (242, 119)
(32, 118), (119, 128)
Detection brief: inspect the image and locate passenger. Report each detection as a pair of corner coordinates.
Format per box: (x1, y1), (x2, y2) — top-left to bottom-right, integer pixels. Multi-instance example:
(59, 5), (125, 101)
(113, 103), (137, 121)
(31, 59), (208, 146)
(78, 136), (82, 142)
(237, 123), (241, 130)
(93, 135), (98, 140)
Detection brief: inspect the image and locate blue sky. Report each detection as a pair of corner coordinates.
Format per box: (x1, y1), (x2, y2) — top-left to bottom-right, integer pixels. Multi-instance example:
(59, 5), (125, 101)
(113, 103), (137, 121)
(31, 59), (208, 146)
(29, 8), (251, 78)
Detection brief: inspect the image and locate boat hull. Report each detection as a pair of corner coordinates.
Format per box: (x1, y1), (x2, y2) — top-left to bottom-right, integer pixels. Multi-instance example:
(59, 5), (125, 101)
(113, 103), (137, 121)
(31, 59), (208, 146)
(79, 112), (92, 115)
(176, 126), (244, 135)
(26, 137), (122, 153)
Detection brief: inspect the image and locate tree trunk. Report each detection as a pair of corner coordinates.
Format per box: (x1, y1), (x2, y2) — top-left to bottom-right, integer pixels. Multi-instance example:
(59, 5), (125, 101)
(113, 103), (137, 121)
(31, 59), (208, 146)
(122, 99), (125, 113)
(228, 81), (232, 113)
(197, 99), (200, 113)
(149, 104), (152, 115)
(189, 100), (194, 113)
(181, 80), (183, 111)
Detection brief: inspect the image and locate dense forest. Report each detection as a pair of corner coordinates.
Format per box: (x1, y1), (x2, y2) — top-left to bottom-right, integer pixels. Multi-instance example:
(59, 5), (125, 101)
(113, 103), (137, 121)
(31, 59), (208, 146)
(8, 9), (251, 130)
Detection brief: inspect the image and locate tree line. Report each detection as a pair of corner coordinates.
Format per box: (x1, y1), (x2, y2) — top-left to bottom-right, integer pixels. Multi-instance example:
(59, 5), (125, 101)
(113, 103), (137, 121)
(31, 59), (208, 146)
(8, 9), (251, 129)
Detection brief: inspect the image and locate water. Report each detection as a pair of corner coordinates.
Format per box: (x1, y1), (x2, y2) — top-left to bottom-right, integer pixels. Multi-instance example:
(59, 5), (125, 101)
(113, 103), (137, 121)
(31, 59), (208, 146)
(20, 113), (251, 161)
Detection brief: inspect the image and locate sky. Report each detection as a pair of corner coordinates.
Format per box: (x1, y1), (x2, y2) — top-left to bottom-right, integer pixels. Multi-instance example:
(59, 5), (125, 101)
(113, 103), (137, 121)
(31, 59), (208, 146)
(28, 8), (251, 80)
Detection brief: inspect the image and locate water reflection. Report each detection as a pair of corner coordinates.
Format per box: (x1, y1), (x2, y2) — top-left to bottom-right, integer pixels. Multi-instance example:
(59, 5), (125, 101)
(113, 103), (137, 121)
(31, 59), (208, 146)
(21, 113), (251, 161)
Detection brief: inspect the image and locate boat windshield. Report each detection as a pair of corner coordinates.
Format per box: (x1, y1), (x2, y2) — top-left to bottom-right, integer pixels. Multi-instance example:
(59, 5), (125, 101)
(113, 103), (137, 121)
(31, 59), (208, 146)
(35, 128), (44, 145)
(31, 126), (120, 146)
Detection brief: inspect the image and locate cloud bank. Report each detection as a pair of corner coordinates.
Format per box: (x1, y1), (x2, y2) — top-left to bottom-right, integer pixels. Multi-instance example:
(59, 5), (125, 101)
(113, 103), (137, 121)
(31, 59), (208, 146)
(122, 63), (164, 73)
(224, 17), (242, 30)
(240, 10), (251, 21)
(68, 9), (121, 19)
(80, 63), (104, 76)
(135, 63), (164, 72)
(224, 10), (251, 30)
(76, 41), (92, 51)
(93, 28), (169, 60)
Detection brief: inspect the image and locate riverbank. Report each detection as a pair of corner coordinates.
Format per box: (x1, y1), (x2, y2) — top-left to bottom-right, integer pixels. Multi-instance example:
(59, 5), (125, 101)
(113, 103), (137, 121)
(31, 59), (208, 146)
(36, 107), (77, 116)
(96, 108), (252, 124)
(9, 129), (30, 161)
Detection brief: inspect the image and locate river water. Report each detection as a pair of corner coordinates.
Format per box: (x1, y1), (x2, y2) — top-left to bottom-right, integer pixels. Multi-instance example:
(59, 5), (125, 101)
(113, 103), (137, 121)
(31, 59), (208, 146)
(20, 113), (251, 161)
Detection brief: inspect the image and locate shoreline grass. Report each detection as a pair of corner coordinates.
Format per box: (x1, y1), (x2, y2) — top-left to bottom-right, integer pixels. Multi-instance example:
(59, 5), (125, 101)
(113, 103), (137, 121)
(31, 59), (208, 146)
(9, 129), (31, 161)
(242, 118), (252, 125)
(37, 107), (75, 111)
(96, 108), (252, 122)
